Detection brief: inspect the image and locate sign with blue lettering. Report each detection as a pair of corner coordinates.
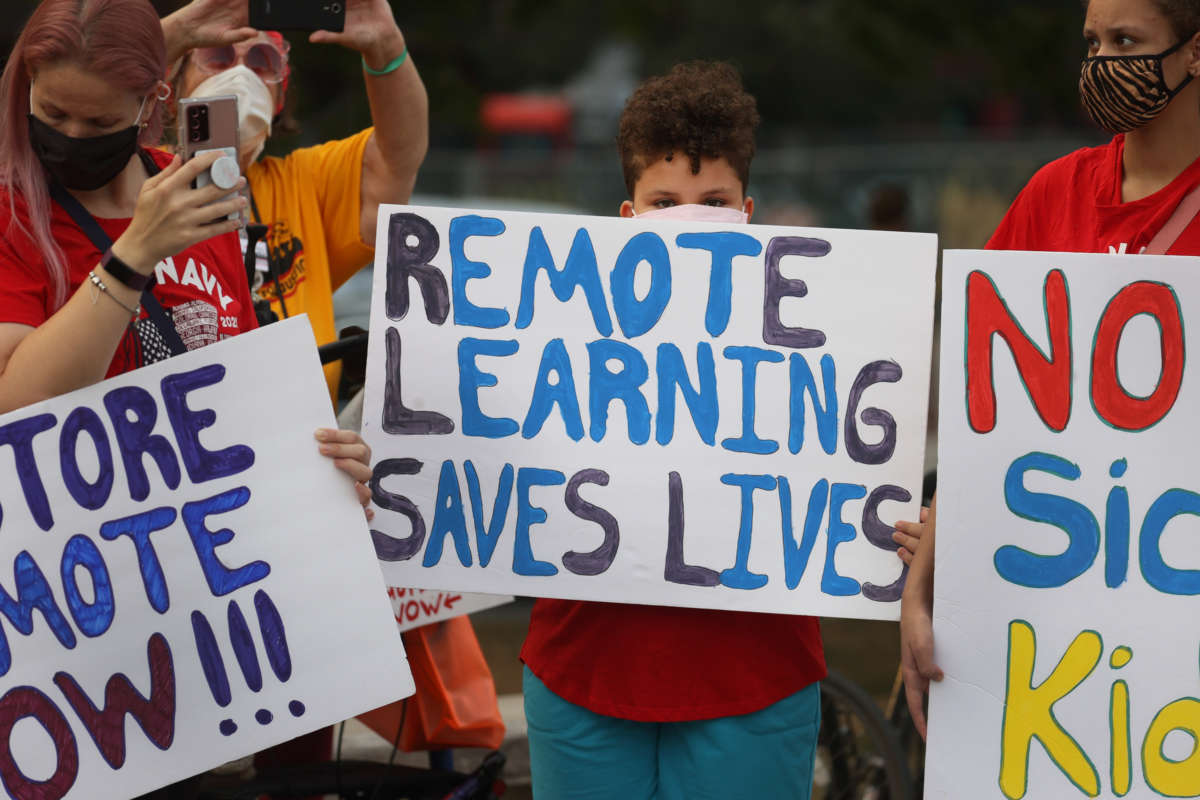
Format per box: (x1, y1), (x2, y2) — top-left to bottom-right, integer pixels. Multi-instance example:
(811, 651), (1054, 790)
(928, 251), (1200, 799)
(0, 316), (411, 799)
(362, 206), (937, 619)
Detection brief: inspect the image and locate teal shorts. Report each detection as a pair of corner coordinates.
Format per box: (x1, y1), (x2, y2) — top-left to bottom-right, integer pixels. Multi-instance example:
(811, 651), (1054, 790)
(523, 666), (820, 800)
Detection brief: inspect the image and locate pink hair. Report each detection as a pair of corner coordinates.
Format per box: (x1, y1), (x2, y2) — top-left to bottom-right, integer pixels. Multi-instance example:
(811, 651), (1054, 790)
(0, 0), (167, 309)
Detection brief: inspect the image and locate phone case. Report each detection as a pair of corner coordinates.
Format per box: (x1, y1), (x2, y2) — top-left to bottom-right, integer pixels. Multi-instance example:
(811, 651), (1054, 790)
(177, 95), (239, 163)
(177, 95), (245, 223)
(248, 0), (346, 33)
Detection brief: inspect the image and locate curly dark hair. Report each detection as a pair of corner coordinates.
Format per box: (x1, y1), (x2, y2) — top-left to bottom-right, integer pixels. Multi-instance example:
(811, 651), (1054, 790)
(617, 60), (760, 198)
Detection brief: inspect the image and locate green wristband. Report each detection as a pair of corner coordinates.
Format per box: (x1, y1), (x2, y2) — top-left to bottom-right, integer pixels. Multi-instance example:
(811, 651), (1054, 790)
(363, 47), (408, 77)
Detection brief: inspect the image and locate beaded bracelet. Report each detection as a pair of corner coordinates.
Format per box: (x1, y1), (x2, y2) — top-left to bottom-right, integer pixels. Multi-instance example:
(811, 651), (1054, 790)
(363, 47), (408, 77)
(88, 270), (141, 318)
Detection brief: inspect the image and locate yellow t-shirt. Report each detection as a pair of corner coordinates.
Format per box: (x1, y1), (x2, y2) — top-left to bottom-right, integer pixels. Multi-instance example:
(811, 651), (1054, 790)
(247, 128), (376, 401)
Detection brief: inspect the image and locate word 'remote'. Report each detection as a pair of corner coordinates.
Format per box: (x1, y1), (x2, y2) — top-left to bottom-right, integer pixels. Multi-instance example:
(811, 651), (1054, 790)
(364, 208), (936, 614)
(0, 364), (266, 799)
(0, 317), (416, 800)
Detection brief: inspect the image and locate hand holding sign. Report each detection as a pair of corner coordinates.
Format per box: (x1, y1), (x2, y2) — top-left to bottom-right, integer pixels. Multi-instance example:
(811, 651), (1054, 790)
(315, 427), (375, 519)
(892, 504), (929, 566)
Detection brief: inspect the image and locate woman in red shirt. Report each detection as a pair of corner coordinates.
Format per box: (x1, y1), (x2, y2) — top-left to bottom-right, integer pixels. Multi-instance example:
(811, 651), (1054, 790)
(0, 0), (374, 489)
(898, 0), (1200, 738)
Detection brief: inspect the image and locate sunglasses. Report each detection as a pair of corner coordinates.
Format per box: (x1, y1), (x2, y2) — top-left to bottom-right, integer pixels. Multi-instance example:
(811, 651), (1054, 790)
(194, 42), (289, 85)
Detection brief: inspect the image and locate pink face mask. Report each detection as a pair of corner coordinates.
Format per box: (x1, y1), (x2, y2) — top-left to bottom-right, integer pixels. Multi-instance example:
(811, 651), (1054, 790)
(633, 204), (749, 224)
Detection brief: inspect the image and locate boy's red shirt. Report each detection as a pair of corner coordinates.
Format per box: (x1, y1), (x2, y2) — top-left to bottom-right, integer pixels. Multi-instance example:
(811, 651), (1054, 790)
(522, 599), (825, 721)
(988, 134), (1200, 254)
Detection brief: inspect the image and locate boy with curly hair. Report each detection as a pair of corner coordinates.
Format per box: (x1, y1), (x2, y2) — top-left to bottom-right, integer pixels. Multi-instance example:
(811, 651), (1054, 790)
(519, 61), (825, 800)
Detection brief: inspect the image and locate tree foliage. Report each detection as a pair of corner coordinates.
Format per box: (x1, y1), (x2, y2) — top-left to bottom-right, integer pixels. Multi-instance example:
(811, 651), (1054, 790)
(2, 0), (1088, 144)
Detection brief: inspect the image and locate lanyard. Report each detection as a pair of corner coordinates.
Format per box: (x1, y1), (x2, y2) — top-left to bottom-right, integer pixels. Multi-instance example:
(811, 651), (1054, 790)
(46, 150), (187, 357)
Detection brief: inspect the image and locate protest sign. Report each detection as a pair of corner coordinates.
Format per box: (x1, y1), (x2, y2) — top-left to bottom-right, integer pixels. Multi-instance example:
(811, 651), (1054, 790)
(927, 250), (1200, 799)
(387, 588), (512, 633)
(0, 316), (412, 800)
(362, 205), (937, 619)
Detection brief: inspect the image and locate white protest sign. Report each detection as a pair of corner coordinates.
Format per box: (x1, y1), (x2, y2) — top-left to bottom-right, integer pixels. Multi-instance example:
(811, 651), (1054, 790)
(362, 206), (937, 619)
(927, 250), (1200, 799)
(387, 588), (512, 634)
(0, 316), (412, 800)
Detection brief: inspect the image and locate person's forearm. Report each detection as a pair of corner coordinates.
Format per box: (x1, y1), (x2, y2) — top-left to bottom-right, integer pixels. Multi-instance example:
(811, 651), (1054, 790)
(160, 11), (192, 70)
(0, 266), (144, 413)
(362, 29), (429, 198)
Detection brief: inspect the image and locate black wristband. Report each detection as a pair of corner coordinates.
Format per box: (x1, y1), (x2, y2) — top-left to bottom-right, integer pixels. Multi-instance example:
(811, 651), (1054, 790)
(100, 248), (153, 292)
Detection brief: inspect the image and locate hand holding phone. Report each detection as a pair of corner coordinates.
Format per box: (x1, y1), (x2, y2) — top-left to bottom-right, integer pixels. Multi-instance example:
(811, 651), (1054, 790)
(177, 95), (247, 225)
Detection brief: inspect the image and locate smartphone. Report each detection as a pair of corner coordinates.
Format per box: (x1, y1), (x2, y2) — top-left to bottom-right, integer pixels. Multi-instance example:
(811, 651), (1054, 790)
(177, 95), (245, 223)
(249, 0), (346, 33)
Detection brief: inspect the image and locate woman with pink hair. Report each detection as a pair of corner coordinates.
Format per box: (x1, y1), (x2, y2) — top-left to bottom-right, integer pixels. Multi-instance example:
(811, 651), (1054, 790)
(0, 0), (374, 501)
(0, 0), (252, 404)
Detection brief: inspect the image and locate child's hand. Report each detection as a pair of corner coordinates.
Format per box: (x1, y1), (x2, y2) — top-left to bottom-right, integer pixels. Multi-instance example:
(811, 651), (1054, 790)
(892, 505), (929, 565)
(315, 428), (375, 522)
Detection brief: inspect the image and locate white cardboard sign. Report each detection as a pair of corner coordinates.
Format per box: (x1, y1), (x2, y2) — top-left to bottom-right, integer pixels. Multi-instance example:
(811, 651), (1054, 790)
(387, 588), (513, 634)
(0, 316), (412, 800)
(363, 206), (937, 619)
(928, 250), (1200, 799)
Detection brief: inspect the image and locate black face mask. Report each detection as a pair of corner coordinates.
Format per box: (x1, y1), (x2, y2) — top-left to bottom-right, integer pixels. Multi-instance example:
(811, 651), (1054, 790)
(27, 114), (139, 191)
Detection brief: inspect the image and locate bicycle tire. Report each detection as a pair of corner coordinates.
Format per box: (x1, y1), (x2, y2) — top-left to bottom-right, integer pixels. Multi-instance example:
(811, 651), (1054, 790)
(813, 670), (913, 800)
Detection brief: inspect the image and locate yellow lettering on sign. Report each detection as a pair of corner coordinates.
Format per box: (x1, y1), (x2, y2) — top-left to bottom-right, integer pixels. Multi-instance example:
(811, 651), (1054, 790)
(999, 620), (1102, 799)
(1143, 698), (1200, 797)
(1111, 680), (1131, 796)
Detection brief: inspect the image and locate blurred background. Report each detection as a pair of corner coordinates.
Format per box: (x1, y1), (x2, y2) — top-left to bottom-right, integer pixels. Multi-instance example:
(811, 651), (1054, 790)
(5, 0), (1104, 246)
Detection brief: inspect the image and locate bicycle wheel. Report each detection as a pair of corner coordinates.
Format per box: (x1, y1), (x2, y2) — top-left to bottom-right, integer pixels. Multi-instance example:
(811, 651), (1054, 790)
(812, 670), (913, 800)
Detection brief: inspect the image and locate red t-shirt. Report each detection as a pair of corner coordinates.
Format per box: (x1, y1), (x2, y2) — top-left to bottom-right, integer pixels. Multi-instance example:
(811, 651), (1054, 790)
(988, 134), (1200, 254)
(0, 149), (256, 376)
(521, 600), (826, 722)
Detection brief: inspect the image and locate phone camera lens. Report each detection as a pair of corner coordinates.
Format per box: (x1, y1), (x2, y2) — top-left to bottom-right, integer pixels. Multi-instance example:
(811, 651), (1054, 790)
(186, 106), (209, 143)
(330, 3), (343, 12)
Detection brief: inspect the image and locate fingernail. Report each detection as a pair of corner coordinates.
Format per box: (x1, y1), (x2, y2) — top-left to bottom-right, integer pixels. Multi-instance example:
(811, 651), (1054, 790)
(315, 429), (330, 441)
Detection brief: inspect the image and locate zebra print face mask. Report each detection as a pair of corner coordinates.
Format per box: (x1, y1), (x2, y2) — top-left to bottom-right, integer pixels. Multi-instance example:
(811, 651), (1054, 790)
(1079, 38), (1194, 133)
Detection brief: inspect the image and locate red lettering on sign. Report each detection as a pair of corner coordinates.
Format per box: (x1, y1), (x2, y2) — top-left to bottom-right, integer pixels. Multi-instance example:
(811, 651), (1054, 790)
(966, 269), (1072, 434)
(1091, 281), (1184, 431)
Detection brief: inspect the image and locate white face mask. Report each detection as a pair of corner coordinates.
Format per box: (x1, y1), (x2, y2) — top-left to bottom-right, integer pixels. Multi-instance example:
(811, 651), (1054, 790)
(633, 203), (749, 224)
(188, 65), (274, 166)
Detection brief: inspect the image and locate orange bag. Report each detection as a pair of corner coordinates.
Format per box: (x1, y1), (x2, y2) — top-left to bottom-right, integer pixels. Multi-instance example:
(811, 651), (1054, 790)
(357, 615), (506, 751)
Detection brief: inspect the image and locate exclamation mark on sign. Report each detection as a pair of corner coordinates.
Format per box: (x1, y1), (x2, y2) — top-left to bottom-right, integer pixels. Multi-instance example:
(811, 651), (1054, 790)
(192, 590), (304, 736)
(191, 610), (238, 735)
(255, 589), (305, 719)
